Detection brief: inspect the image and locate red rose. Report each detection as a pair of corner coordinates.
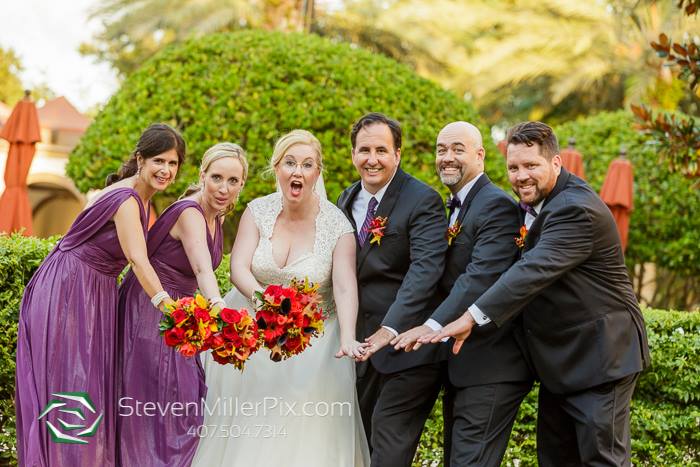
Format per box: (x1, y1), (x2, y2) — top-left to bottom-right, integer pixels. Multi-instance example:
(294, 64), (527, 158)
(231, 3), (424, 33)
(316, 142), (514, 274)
(194, 308), (211, 323)
(209, 334), (225, 349)
(179, 342), (197, 357)
(171, 309), (187, 325)
(222, 325), (238, 340)
(164, 327), (185, 347)
(220, 308), (242, 324)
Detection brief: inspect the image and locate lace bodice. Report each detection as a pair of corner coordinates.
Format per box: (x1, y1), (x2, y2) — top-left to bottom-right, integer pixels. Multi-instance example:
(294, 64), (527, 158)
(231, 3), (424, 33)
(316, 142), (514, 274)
(248, 192), (354, 315)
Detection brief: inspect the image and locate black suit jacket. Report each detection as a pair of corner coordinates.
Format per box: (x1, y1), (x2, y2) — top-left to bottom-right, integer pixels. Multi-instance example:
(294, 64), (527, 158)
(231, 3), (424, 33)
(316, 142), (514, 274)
(474, 169), (651, 394)
(430, 174), (533, 387)
(338, 168), (448, 374)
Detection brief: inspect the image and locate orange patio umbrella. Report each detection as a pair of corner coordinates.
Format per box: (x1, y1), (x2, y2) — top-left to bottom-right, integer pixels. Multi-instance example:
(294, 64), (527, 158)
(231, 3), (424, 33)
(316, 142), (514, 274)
(560, 138), (585, 179)
(599, 149), (634, 252)
(497, 139), (507, 157)
(0, 91), (41, 235)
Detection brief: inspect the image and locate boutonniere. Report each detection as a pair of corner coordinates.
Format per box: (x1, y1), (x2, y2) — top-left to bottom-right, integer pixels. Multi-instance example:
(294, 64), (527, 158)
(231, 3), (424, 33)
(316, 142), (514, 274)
(365, 216), (388, 246)
(446, 222), (462, 246)
(515, 225), (528, 248)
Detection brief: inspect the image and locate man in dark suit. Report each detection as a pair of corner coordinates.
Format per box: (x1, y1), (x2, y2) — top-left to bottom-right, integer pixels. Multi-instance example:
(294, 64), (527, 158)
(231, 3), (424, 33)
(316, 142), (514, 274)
(337, 112), (448, 466)
(418, 121), (651, 466)
(393, 121), (533, 466)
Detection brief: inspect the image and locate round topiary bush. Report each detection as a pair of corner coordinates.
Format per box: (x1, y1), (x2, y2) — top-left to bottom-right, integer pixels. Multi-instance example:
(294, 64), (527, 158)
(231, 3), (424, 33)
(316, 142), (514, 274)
(67, 30), (501, 216)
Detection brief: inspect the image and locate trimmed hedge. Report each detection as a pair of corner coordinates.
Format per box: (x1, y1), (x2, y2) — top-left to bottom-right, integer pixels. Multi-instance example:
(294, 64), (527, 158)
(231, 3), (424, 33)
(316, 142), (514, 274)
(67, 30), (503, 217)
(1, 236), (698, 465)
(0, 234), (59, 463)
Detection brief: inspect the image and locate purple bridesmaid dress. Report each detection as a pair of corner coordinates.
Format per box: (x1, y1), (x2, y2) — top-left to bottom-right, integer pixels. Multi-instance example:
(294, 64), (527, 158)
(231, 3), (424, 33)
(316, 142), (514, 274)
(15, 187), (148, 467)
(117, 199), (223, 467)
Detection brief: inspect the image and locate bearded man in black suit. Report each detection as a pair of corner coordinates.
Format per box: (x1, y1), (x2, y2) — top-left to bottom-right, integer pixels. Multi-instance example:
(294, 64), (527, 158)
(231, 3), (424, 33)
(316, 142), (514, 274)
(392, 121), (533, 466)
(413, 121), (650, 466)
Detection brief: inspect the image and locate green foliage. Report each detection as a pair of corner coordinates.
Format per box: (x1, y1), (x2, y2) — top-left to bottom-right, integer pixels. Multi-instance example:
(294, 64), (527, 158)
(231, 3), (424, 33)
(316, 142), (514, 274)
(0, 234), (59, 464)
(67, 30), (501, 220)
(554, 110), (700, 279)
(414, 309), (700, 466)
(0, 47), (24, 105)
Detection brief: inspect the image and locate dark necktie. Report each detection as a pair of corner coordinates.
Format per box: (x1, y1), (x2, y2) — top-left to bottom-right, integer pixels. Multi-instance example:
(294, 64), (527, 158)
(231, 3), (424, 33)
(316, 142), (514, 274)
(358, 197), (379, 246)
(519, 201), (538, 218)
(447, 195), (462, 222)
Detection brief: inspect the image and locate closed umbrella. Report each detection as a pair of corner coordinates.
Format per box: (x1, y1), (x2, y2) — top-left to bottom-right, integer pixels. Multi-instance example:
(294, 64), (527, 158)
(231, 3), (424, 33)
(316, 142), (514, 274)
(560, 138), (585, 179)
(0, 91), (41, 235)
(599, 151), (634, 252)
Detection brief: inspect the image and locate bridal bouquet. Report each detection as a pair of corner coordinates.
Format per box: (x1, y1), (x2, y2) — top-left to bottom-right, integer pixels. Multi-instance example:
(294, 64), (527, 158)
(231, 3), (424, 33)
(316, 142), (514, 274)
(206, 307), (261, 370)
(254, 277), (326, 361)
(159, 293), (219, 357)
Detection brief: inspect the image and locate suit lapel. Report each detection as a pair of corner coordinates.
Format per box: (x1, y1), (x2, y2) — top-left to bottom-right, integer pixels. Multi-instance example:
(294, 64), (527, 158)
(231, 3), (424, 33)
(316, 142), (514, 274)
(455, 174), (491, 227)
(339, 182), (361, 232)
(525, 168), (571, 249)
(356, 168), (409, 270)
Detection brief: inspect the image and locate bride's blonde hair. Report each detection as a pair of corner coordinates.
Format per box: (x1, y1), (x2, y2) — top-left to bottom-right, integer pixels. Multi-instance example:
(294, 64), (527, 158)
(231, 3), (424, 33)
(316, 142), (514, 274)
(269, 130), (323, 172)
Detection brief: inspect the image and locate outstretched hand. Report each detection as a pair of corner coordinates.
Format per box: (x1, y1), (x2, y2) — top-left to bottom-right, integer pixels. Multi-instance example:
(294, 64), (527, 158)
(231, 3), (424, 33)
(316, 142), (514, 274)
(418, 311), (476, 354)
(390, 325), (434, 352)
(356, 328), (395, 362)
(335, 339), (370, 360)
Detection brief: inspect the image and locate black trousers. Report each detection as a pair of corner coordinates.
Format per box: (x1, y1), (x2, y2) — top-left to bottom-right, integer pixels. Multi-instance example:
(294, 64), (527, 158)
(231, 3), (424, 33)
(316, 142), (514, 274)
(357, 361), (452, 467)
(449, 380), (532, 467)
(537, 373), (639, 467)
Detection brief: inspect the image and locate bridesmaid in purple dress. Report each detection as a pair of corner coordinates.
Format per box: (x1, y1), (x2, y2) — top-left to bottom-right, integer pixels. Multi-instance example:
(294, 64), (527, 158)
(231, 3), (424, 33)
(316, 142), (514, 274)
(117, 142), (248, 467)
(14, 123), (186, 467)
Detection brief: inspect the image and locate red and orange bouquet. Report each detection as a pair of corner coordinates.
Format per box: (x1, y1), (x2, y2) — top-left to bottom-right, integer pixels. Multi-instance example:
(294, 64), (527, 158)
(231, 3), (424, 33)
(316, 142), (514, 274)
(206, 307), (261, 370)
(254, 278), (326, 361)
(159, 293), (218, 358)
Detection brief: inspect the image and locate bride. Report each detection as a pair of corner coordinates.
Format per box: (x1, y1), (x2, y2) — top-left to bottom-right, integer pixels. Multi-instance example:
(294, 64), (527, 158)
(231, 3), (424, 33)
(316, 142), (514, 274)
(193, 130), (370, 466)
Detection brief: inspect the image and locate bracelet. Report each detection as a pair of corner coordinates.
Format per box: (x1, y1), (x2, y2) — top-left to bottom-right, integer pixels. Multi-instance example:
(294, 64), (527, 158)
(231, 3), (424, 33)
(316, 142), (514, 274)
(150, 291), (170, 307)
(209, 296), (225, 308)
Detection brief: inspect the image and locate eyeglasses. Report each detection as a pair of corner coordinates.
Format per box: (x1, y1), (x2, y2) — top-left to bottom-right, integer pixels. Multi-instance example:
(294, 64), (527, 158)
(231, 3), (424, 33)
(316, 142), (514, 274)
(280, 159), (319, 174)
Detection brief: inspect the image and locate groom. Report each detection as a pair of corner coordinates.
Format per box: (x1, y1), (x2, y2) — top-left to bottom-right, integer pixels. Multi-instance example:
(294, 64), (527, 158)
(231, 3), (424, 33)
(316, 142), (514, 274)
(337, 112), (448, 465)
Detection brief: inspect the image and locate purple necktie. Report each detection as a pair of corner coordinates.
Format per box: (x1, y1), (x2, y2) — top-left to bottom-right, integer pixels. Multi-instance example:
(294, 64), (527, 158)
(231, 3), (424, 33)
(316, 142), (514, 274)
(358, 197), (379, 246)
(519, 201), (538, 218)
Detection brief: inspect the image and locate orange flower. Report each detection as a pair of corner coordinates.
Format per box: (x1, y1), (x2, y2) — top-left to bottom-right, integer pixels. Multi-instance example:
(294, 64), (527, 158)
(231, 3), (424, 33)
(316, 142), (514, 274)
(446, 222), (462, 246)
(365, 216), (388, 246)
(515, 225), (528, 248)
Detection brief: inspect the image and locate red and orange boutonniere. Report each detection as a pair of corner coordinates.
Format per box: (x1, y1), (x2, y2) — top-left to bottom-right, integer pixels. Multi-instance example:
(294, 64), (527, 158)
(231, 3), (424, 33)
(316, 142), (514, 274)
(365, 216), (388, 246)
(515, 225), (528, 248)
(446, 222), (462, 246)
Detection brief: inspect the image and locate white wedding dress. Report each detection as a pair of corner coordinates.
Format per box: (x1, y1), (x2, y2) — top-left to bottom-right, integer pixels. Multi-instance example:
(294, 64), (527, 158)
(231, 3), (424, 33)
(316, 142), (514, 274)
(192, 192), (370, 467)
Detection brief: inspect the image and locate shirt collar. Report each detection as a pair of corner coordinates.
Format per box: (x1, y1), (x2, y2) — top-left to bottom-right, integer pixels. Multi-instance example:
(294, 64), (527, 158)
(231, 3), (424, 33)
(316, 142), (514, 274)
(453, 172), (484, 204)
(360, 168), (398, 204)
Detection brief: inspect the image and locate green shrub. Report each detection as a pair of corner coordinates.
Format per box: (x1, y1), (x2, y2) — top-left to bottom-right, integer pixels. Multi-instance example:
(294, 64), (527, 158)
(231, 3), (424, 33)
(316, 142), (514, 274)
(0, 234), (59, 464)
(414, 309), (700, 466)
(554, 111), (700, 280)
(67, 30), (502, 224)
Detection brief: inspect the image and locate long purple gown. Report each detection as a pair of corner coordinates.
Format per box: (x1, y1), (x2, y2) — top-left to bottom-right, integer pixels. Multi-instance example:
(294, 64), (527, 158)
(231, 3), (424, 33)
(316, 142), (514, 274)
(15, 187), (148, 467)
(117, 199), (223, 467)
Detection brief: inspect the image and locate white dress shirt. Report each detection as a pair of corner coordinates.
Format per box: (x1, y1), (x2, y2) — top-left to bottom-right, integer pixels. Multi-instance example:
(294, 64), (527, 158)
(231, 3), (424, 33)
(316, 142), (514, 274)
(448, 173), (484, 226)
(351, 172), (395, 230)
